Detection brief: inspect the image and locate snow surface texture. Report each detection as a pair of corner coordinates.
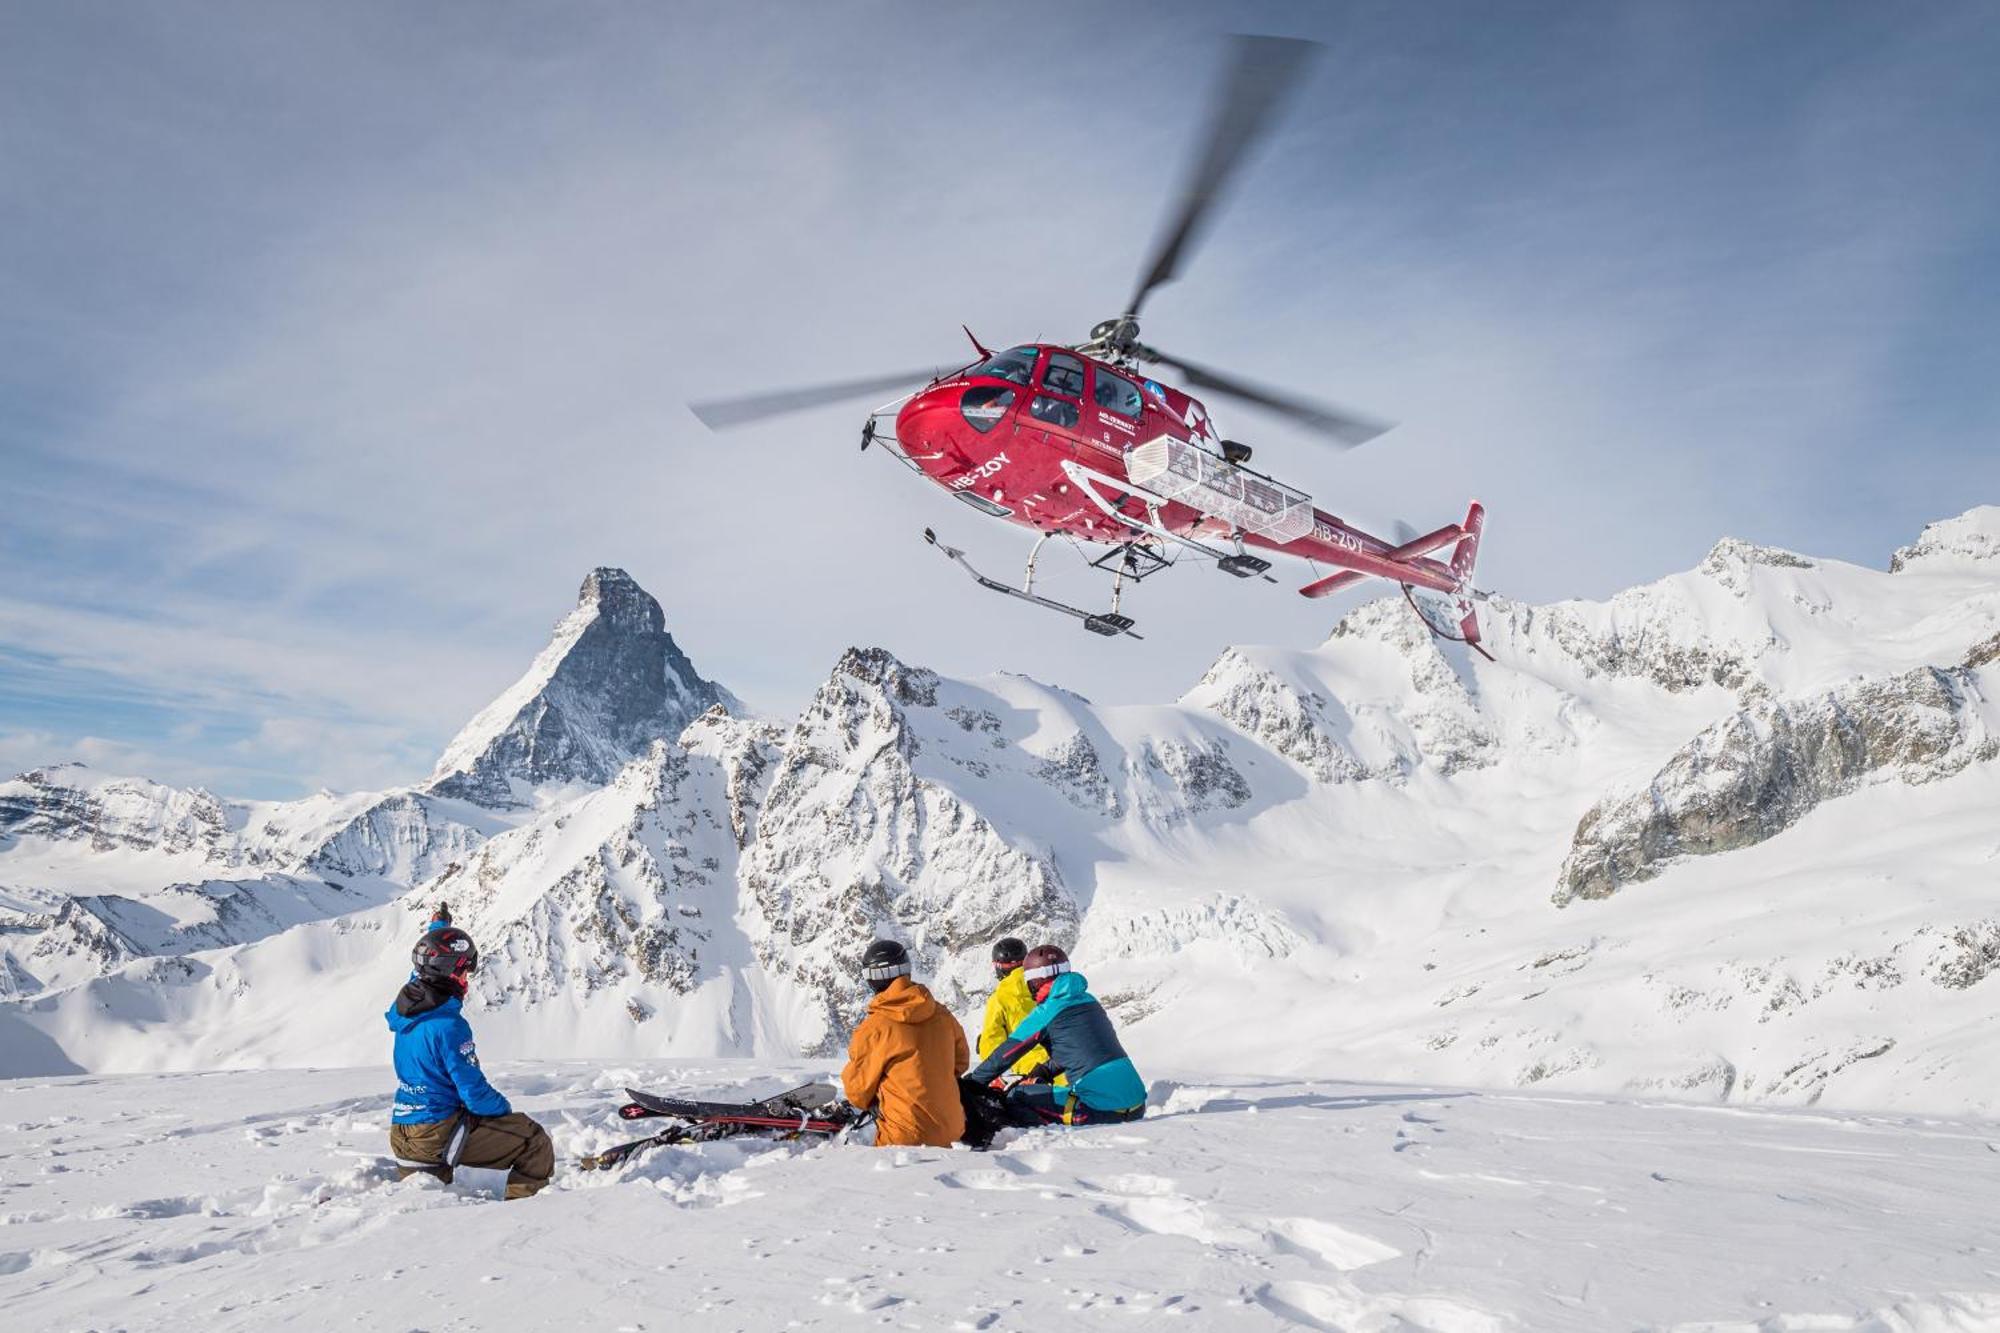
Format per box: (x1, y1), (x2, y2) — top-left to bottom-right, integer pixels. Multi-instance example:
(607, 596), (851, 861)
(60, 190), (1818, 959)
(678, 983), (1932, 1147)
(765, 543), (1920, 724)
(3, 1062), (1999, 1331)
(5, 510), (2000, 1118)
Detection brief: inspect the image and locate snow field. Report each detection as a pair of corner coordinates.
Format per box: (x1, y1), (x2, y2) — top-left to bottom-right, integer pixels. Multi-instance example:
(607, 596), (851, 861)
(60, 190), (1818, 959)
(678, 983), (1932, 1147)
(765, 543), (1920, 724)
(4, 1062), (2000, 1331)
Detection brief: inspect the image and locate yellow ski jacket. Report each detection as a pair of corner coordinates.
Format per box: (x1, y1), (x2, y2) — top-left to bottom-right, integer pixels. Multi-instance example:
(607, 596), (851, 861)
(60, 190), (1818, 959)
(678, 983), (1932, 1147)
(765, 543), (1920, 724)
(979, 968), (1050, 1078)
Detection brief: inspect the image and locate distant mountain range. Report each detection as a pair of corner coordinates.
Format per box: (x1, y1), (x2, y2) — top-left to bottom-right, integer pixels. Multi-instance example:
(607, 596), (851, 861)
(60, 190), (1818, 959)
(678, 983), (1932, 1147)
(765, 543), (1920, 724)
(3, 511), (1997, 1117)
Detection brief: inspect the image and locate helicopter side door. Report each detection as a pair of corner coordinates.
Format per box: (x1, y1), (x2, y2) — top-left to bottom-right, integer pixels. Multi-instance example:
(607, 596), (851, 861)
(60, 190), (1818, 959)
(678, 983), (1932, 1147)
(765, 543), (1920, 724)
(1085, 362), (1147, 455)
(1025, 350), (1088, 443)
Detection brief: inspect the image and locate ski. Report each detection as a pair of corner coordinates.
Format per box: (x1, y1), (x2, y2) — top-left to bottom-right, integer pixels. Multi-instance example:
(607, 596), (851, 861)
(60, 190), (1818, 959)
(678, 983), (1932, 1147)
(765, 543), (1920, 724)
(618, 1081), (839, 1122)
(579, 1124), (699, 1172)
(583, 1085), (859, 1171)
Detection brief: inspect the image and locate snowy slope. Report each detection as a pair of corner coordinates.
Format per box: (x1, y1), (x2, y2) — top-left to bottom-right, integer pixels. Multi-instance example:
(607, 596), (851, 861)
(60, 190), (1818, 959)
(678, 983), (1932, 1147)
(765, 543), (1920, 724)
(4, 509), (1999, 1118)
(3, 1062), (1999, 1332)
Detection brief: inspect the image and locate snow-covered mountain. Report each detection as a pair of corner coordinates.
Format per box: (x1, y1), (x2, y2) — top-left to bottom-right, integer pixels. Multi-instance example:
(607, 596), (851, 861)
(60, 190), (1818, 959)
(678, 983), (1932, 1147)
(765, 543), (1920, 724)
(4, 510), (1998, 1118)
(0, 567), (733, 998)
(428, 566), (738, 807)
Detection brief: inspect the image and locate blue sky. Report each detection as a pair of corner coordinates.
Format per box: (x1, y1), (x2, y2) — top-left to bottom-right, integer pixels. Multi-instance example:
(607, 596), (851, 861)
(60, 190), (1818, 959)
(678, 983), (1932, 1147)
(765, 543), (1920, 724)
(4, 1), (1998, 798)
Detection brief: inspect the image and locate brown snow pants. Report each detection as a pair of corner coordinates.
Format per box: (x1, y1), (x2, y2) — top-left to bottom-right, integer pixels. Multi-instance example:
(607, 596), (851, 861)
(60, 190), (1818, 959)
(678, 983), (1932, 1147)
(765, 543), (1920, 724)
(390, 1111), (553, 1199)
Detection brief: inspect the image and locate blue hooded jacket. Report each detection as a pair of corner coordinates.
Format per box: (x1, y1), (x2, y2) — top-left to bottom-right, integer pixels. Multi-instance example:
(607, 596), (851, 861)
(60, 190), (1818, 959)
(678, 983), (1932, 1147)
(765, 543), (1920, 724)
(385, 982), (510, 1124)
(967, 971), (1146, 1112)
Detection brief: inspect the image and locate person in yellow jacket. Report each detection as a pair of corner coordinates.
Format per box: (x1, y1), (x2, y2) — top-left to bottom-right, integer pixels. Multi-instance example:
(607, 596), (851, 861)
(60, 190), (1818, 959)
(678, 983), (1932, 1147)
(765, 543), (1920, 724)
(842, 939), (968, 1147)
(979, 937), (1051, 1081)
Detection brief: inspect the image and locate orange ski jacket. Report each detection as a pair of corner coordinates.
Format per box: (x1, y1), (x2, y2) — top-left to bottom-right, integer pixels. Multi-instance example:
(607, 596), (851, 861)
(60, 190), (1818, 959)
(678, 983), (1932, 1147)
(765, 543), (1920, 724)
(842, 977), (969, 1147)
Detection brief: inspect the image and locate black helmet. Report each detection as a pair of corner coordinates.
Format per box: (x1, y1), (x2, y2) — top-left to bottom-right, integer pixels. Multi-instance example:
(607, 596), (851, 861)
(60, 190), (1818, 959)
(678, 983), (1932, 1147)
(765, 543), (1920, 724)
(860, 939), (911, 993)
(991, 937), (1027, 974)
(412, 927), (479, 991)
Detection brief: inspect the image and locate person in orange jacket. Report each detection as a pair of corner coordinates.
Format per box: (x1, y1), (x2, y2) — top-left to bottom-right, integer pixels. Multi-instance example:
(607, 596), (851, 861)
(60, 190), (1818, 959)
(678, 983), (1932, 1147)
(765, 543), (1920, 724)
(841, 939), (968, 1147)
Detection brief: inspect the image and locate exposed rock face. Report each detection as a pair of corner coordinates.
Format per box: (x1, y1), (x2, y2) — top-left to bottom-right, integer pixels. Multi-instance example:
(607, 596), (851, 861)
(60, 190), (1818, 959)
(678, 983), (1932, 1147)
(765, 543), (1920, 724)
(678, 707), (786, 849)
(302, 792), (493, 885)
(0, 767), (233, 860)
(1696, 539), (1815, 596)
(429, 567), (737, 807)
(1194, 651), (1380, 785)
(1500, 598), (1761, 694)
(432, 741), (744, 1029)
(0, 765), (498, 992)
(1556, 662), (1998, 905)
(1890, 506), (2000, 573)
(24, 876), (375, 992)
(739, 648), (1079, 1055)
(1193, 599), (1498, 781)
(1331, 602), (1500, 775)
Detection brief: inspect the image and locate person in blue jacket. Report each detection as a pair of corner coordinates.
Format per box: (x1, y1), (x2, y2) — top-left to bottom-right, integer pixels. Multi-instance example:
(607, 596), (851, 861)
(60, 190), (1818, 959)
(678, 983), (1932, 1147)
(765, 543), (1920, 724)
(964, 944), (1147, 1128)
(385, 924), (553, 1199)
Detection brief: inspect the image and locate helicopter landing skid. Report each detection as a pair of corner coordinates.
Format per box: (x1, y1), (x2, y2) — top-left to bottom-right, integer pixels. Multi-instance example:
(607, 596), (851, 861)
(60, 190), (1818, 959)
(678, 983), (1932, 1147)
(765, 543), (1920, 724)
(923, 529), (1142, 640)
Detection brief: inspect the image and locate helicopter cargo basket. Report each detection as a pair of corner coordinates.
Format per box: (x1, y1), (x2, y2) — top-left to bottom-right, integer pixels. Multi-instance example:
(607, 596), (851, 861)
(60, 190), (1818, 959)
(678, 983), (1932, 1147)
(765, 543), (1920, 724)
(1125, 436), (1315, 542)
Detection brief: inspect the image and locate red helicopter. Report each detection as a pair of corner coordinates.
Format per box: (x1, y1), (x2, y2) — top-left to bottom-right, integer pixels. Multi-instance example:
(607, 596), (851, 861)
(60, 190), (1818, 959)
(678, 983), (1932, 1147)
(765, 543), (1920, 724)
(693, 36), (1488, 654)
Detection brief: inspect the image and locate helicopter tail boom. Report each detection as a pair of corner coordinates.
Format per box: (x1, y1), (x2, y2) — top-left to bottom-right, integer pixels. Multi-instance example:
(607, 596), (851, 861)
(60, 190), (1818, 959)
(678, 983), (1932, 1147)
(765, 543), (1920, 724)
(1291, 500), (1490, 654)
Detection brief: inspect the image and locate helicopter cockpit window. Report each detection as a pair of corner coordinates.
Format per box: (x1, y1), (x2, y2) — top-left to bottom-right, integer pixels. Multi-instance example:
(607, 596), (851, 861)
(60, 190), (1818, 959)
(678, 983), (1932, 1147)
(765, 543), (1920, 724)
(965, 346), (1040, 386)
(1093, 369), (1144, 419)
(960, 385), (1016, 433)
(1041, 353), (1086, 398)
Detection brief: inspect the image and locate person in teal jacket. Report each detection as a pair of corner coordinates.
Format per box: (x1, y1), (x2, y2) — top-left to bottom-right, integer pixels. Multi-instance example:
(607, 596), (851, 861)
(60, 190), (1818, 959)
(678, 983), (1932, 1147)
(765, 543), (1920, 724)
(964, 944), (1146, 1126)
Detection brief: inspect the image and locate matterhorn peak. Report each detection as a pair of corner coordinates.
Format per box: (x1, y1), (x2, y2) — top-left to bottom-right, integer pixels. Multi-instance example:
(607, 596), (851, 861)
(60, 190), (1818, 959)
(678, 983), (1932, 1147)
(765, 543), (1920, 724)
(427, 567), (738, 808)
(578, 566), (665, 634)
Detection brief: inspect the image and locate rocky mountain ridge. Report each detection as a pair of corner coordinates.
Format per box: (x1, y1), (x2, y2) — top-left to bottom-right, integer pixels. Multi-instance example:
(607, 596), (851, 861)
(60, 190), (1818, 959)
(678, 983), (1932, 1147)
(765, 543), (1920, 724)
(4, 508), (1999, 1115)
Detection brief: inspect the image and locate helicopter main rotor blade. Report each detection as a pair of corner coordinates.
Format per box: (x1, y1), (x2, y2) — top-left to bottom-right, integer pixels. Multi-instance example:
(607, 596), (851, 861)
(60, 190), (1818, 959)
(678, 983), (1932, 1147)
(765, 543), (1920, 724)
(689, 368), (953, 430)
(1126, 34), (1321, 320)
(1145, 348), (1393, 449)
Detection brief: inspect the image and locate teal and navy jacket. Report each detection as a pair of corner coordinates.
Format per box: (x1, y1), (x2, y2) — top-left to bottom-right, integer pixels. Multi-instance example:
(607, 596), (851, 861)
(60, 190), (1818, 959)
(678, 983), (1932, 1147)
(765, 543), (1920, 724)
(966, 971), (1145, 1112)
(385, 982), (511, 1124)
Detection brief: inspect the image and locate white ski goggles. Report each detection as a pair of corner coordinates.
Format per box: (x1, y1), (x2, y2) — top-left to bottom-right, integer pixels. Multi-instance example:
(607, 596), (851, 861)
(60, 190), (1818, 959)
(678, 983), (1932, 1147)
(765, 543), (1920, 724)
(863, 961), (912, 982)
(1024, 960), (1071, 983)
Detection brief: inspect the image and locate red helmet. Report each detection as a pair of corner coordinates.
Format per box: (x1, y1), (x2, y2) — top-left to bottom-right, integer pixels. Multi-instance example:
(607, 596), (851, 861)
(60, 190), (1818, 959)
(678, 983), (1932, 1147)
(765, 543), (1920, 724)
(1022, 944), (1070, 1001)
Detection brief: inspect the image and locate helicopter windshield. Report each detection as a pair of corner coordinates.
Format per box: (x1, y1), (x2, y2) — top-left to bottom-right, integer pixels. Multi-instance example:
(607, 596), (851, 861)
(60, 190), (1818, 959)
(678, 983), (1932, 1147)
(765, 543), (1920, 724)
(964, 346), (1040, 386)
